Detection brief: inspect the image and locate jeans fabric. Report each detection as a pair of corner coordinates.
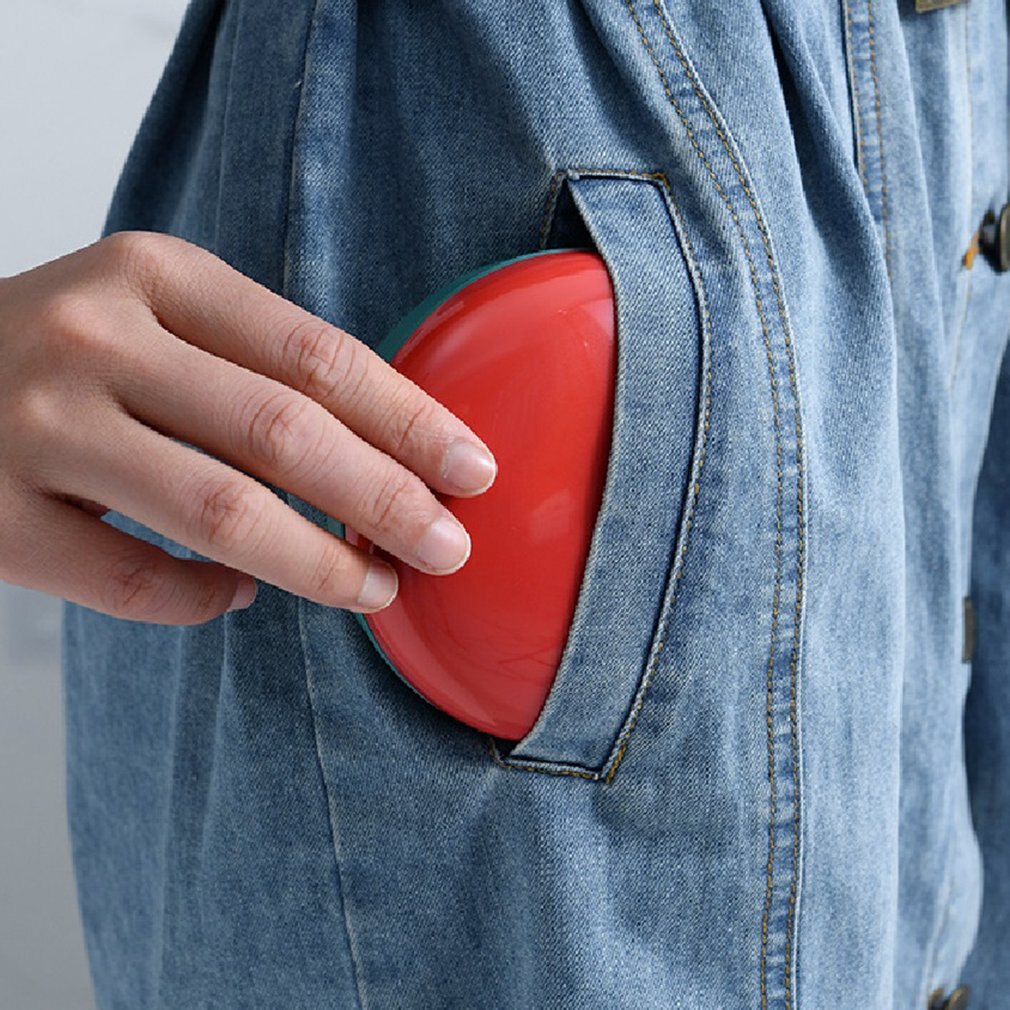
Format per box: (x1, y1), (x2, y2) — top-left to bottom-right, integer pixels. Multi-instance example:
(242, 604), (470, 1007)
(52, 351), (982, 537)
(62, 1), (1010, 1007)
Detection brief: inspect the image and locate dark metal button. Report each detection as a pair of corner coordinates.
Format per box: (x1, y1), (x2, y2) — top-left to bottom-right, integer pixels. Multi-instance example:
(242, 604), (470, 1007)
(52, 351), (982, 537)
(945, 985), (971, 1010)
(980, 203), (1010, 273)
(927, 984), (971, 1010)
(915, 0), (966, 10)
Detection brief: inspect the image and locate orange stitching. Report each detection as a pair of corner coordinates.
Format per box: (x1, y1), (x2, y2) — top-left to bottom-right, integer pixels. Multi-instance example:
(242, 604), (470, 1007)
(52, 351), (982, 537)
(620, 5), (788, 1002)
(962, 228), (981, 270)
(843, 0), (870, 194)
(538, 165), (675, 250)
(842, 0), (892, 285)
(486, 736), (599, 780)
(866, 0), (892, 282)
(604, 173), (712, 785)
(951, 6), (975, 390)
(537, 170), (563, 250)
(645, 2), (807, 1004)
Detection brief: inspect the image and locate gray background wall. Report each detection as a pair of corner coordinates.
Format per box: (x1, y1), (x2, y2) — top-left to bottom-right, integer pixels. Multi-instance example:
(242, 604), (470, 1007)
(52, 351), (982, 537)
(0, 2), (189, 1006)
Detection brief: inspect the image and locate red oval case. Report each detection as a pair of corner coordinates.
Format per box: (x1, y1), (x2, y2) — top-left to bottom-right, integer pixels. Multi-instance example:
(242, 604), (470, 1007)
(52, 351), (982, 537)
(334, 248), (615, 741)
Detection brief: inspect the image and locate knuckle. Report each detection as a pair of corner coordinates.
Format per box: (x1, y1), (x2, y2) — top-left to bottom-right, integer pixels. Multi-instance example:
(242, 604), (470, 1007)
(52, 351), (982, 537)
(193, 478), (262, 553)
(103, 230), (160, 274)
(188, 570), (228, 619)
(36, 289), (108, 354)
(306, 543), (356, 602)
(101, 230), (173, 298)
(365, 467), (425, 538)
(382, 390), (437, 458)
(282, 317), (360, 404)
(241, 390), (324, 475)
(100, 553), (167, 616)
(5, 384), (63, 441)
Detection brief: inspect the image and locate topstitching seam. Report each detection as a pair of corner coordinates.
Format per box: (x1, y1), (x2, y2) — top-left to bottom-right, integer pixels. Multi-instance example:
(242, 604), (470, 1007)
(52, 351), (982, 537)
(950, 3), (976, 391)
(634, 2), (807, 1006)
(280, 0), (368, 1005)
(866, 0), (893, 282)
(842, 0), (870, 194)
(211, 2), (242, 264)
(844, 0), (894, 284)
(622, 3), (788, 1004)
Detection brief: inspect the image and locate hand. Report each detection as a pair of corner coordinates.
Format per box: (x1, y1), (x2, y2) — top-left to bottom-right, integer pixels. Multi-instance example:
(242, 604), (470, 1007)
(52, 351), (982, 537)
(0, 231), (497, 626)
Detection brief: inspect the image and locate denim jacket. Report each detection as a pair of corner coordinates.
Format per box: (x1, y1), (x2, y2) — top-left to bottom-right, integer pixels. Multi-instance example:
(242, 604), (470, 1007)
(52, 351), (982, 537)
(63, 2), (1010, 1007)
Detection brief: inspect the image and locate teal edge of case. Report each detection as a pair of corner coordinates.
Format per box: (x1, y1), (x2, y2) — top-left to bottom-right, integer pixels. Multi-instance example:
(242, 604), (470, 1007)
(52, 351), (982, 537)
(324, 247), (585, 699)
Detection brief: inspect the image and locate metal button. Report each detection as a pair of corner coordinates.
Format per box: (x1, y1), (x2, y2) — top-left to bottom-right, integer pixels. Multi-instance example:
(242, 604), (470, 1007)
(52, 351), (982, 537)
(927, 985), (971, 1010)
(980, 203), (1010, 273)
(944, 986), (971, 1010)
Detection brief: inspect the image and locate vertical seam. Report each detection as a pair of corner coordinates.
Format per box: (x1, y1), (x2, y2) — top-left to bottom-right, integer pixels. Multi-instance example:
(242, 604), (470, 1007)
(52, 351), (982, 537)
(537, 168), (565, 250)
(281, 1), (368, 1005)
(620, 1), (786, 1002)
(297, 605), (368, 1010)
(842, 0), (869, 193)
(950, 4), (976, 391)
(211, 2), (242, 255)
(919, 782), (962, 998)
(866, 0), (893, 282)
(842, 0), (894, 285)
(151, 632), (189, 1007)
(638, 2), (807, 1005)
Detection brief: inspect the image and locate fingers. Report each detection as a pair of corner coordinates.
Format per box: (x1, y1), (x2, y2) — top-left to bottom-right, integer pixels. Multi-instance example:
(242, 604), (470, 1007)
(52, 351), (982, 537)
(114, 325), (474, 577)
(51, 407), (402, 613)
(3, 493), (257, 626)
(118, 232), (498, 497)
(3, 231), (478, 624)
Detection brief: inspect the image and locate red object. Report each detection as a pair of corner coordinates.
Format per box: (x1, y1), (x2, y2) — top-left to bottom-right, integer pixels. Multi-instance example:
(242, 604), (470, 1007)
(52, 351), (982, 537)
(345, 249), (615, 740)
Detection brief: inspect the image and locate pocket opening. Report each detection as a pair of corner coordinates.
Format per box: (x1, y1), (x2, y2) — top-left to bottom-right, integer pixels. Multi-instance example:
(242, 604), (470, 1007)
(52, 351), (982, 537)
(489, 169), (705, 782)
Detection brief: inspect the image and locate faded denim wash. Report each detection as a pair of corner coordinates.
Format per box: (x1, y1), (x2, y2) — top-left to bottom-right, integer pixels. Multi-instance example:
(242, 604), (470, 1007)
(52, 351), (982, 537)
(62, 1), (1010, 1007)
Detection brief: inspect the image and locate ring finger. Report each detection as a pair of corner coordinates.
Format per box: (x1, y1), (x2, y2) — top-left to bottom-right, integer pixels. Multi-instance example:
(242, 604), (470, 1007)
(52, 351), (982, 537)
(48, 407), (402, 612)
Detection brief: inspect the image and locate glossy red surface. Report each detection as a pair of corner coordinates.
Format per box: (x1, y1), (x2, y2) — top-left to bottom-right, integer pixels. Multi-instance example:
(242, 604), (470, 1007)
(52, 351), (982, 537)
(346, 250), (615, 740)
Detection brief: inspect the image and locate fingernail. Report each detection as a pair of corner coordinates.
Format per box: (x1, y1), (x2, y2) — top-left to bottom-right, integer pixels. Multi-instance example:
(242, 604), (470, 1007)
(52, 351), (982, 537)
(416, 515), (471, 573)
(441, 440), (497, 494)
(228, 576), (258, 612)
(357, 561), (399, 610)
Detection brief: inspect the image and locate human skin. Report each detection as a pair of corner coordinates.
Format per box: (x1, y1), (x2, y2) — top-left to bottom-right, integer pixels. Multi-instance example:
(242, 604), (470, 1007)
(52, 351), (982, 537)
(0, 231), (497, 626)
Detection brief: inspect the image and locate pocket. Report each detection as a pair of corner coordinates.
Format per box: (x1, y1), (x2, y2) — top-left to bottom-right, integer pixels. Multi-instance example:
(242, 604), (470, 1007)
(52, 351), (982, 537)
(489, 168), (711, 783)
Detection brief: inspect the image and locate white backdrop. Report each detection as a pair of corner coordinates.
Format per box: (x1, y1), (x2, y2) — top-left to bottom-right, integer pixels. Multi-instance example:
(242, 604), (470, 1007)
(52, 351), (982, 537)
(0, 2), (189, 1006)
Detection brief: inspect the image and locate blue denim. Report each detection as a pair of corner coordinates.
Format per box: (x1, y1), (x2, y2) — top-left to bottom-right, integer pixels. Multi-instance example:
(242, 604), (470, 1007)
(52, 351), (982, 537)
(62, 1), (1010, 1007)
